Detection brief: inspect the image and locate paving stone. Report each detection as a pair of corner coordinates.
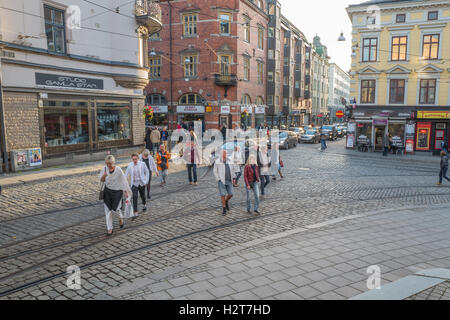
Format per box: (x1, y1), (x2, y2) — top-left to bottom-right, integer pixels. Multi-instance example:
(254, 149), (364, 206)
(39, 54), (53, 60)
(293, 286), (322, 299)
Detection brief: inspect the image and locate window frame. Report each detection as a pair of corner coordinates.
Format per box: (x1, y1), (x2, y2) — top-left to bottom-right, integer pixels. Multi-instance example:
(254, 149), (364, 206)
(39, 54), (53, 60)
(419, 79), (437, 104)
(219, 54), (232, 75)
(428, 11), (438, 21)
(149, 56), (162, 79)
(360, 79), (376, 104)
(243, 17), (250, 42)
(243, 56), (250, 81)
(422, 34), (440, 60)
(389, 79), (406, 104)
(391, 36), (408, 61)
(257, 61), (264, 85)
(44, 5), (66, 54)
(257, 26), (264, 50)
(183, 55), (198, 78)
(396, 14), (406, 23)
(182, 13), (198, 36)
(362, 38), (378, 62)
(179, 93), (203, 105)
(218, 12), (231, 35)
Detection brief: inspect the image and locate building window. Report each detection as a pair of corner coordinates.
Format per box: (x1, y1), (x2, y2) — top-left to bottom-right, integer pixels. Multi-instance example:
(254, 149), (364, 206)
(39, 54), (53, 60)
(295, 80), (300, 89)
(391, 36), (407, 61)
(275, 72), (280, 83)
(257, 61), (264, 85)
(44, 101), (88, 147)
(367, 16), (376, 25)
(362, 38), (377, 62)
(149, 32), (160, 40)
(419, 79), (436, 104)
(422, 34), (439, 60)
(268, 72), (274, 82)
(268, 4), (275, 15)
(182, 13), (198, 36)
(241, 94), (251, 104)
(219, 54), (231, 75)
(283, 98), (288, 106)
(44, 5), (66, 54)
(396, 14), (406, 23)
(243, 17), (250, 42)
(268, 49), (274, 59)
(268, 95), (274, 105)
(219, 12), (231, 35)
(283, 76), (289, 86)
(360, 80), (376, 103)
(284, 57), (289, 66)
(183, 55), (198, 77)
(389, 79), (405, 104)
(268, 27), (274, 38)
(258, 27), (264, 49)
(179, 93), (203, 105)
(243, 56), (250, 81)
(149, 56), (161, 79)
(146, 94), (167, 105)
(97, 103), (131, 142)
(428, 11), (438, 21)
(255, 96), (264, 105)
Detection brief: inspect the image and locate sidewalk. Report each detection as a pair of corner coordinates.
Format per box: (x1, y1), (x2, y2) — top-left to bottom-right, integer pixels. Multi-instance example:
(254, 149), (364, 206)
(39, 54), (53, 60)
(0, 152), (191, 188)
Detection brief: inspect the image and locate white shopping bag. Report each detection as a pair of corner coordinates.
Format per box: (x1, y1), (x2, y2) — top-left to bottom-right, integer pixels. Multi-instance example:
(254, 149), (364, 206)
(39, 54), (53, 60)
(122, 197), (135, 219)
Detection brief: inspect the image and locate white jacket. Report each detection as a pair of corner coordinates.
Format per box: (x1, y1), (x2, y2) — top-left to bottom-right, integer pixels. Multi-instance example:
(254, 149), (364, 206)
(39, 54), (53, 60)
(213, 158), (238, 184)
(139, 154), (158, 172)
(125, 161), (150, 187)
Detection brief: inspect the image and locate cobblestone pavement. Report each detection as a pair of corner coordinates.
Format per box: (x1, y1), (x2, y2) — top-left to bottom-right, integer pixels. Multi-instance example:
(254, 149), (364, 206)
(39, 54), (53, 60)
(406, 281), (450, 300)
(0, 139), (449, 300)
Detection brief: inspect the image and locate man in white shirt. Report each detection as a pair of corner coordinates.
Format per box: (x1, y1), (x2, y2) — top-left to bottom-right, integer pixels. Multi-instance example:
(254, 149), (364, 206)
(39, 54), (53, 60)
(125, 153), (150, 218)
(213, 150), (238, 216)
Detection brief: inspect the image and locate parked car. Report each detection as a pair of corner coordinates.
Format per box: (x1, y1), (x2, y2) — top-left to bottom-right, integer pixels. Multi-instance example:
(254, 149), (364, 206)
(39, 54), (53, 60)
(290, 127), (305, 141)
(279, 131), (298, 149)
(299, 130), (320, 144)
(321, 125), (338, 140)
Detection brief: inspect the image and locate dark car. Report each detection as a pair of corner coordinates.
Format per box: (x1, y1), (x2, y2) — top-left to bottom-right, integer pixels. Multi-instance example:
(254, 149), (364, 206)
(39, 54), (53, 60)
(321, 125), (338, 140)
(279, 131), (298, 149)
(299, 130), (320, 144)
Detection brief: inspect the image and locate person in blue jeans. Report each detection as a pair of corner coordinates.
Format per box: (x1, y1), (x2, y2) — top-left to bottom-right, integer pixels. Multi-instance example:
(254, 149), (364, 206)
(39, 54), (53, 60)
(320, 133), (327, 151)
(437, 151), (450, 185)
(161, 126), (169, 151)
(213, 150), (238, 216)
(244, 155), (260, 214)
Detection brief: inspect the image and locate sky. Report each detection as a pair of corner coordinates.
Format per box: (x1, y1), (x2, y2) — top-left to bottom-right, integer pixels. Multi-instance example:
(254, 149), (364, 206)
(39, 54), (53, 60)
(280, 0), (363, 73)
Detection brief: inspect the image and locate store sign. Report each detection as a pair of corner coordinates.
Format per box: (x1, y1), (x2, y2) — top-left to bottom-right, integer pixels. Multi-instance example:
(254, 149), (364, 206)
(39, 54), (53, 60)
(152, 106), (168, 113)
(255, 106), (266, 114)
(373, 118), (388, 125)
(177, 105), (205, 114)
(241, 105), (253, 114)
(35, 73), (104, 90)
(417, 111), (450, 119)
(221, 106), (230, 114)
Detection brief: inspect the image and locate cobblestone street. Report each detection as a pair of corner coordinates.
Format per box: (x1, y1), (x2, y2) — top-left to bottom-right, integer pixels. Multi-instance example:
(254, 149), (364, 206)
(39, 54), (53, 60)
(0, 139), (449, 300)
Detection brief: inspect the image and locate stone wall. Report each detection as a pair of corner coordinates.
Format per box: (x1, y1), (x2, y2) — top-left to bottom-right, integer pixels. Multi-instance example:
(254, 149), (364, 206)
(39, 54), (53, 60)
(3, 91), (40, 152)
(132, 97), (146, 146)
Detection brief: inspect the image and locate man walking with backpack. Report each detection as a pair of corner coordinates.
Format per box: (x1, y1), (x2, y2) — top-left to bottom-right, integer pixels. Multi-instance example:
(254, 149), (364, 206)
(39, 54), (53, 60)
(156, 144), (171, 187)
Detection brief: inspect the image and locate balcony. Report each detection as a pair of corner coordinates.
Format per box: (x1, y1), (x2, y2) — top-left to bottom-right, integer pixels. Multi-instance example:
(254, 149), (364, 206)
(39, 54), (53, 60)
(215, 74), (237, 87)
(135, 0), (162, 35)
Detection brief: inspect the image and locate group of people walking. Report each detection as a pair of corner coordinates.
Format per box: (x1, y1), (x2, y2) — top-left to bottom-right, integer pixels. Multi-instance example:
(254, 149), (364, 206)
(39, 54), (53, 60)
(99, 145), (171, 235)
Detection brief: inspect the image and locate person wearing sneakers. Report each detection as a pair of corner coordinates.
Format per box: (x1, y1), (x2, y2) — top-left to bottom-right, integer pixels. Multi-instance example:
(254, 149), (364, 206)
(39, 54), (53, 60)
(156, 144), (171, 186)
(213, 149), (238, 216)
(125, 153), (150, 219)
(244, 154), (260, 214)
(183, 134), (201, 185)
(437, 151), (450, 185)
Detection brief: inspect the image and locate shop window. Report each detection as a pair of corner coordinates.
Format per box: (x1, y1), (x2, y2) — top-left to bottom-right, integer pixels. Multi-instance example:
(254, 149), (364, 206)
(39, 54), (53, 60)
(44, 101), (88, 147)
(356, 123), (372, 141)
(388, 123), (405, 146)
(219, 12), (231, 35)
(97, 103), (131, 142)
(422, 34), (439, 60)
(179, 93), (203, 105)
(44, 5), (66, 54)
(183, 13), (198, 36)
(391, 36), (407, 61)
(419, 79), (436, 104)
(389, 79), (405, 104)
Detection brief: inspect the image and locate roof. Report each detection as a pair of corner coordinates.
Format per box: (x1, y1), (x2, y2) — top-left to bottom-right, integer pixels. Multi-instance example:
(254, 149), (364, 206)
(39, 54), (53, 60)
(348, 0), (421, 8)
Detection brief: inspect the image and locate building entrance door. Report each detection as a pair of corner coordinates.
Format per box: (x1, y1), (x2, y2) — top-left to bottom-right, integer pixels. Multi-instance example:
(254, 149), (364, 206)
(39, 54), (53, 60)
(374, 126), (386, 151)
(219, 115), (232, 129)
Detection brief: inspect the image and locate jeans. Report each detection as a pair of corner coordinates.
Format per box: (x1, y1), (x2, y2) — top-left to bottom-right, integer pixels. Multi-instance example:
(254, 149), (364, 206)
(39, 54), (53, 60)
(146, 172), (152, 197)
(187, 164), (197, 183)
(321, 139), (327, 150)
(218, 180), (233, 197)
(246, 183), (260, 211)
(235, 166), (243, 183)
(439, 167), (450, 183)
(260, 175), (270, 195)
(152, 142), (160, 154)
(159, 170), (168, 183)
(132, 185), (146, 212)
(383, 146), (389, 156)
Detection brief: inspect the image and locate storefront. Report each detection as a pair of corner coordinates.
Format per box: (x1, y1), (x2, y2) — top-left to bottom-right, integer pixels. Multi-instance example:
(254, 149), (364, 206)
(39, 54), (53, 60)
(254, 105), (266, 128)
(147, 105), (168, 128)
(219, 105), (233, 129)
(176, 105), (205, 128)
(240, 105), (253, 129)
(415, 111), (450, 155)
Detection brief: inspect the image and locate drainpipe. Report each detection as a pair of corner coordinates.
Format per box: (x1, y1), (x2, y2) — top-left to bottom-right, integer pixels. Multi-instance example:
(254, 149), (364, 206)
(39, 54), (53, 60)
(0, 47), (9, 173)
(168, 0), (173, 130)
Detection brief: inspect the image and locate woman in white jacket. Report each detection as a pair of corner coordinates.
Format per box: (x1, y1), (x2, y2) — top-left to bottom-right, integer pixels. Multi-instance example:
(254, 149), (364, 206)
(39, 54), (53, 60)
(125, 153), (150, 218)
(99, 155), (131, 236)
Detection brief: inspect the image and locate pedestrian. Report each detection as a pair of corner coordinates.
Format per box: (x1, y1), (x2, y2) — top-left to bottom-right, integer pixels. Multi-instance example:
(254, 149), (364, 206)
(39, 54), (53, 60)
(161, 126), (169, 152)
(383, 132), (390, 156)
(258, 144), (271, 196)
(441, 137), (448, 155)
(140, 149), (158, 199)
(437, 151), (450, 185)
(232, 145), (244, 187)
(244, 154), (260, 214)
(183, 133), (201, 185)
(213, 149), (237, 216)
(271, 142), (280, 180)
(144, 127), (152, 151)
(125, 153), (150, 219)
(320, 132), (327, 151)
(278, 154), (284, 179)
(150, 127), (161, 156)
(221, 124), (227, 142)
(99, 155), (131, 236)
(156, 144), (171, 186)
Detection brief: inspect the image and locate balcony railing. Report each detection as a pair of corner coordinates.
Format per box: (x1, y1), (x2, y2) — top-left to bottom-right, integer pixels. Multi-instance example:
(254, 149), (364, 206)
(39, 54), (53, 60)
(215, 74), (237, 87)
(135, 0), (162, 35)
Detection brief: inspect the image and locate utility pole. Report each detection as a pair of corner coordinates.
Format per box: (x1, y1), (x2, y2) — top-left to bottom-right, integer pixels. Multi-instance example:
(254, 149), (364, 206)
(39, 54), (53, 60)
(0, 45), (10, 173)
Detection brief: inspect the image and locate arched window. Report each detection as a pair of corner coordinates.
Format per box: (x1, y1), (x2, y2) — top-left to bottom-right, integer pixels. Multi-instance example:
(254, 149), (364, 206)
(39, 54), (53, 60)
(241, 94), (251, 105)
(255, 96), (264, 105)
(146, 94), (167, 105)
(179, 93), (204, 105)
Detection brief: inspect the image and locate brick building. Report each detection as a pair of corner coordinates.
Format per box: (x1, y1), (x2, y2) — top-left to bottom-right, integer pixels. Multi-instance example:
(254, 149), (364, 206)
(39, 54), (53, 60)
(145, 0), (268, 130)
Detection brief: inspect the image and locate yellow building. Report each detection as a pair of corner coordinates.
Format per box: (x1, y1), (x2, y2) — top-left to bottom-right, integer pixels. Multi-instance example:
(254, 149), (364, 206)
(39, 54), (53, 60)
(346, 0), (450, 154)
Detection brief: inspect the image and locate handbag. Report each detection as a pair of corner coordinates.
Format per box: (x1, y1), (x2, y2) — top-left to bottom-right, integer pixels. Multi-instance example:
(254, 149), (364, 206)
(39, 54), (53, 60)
(280, 159), (284, 168)
(99, 166), (106, 200)
(122, 197), (135, 219)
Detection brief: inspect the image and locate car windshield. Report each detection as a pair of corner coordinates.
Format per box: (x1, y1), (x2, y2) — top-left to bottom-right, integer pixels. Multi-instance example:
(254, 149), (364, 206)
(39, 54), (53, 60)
(305, 130), (315, 135)
(279, 132), (288, 139)
(322, 126), (333, 130)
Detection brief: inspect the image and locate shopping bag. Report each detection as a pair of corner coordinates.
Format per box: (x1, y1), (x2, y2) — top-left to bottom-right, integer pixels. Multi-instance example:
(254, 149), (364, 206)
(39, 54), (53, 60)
(122, 197), (135, 219)
(99, 182), (105, 200)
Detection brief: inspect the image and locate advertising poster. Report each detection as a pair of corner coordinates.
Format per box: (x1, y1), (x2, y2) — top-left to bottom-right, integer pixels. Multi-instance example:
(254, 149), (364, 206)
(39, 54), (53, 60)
(346, 134), (355, 148)
(28, 148), (43, 167)
(16, 151), (28, 167)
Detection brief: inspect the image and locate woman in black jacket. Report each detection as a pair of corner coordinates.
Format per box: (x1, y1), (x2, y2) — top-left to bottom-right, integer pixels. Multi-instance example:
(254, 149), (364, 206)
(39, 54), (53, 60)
(144, 127), (152, 150)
